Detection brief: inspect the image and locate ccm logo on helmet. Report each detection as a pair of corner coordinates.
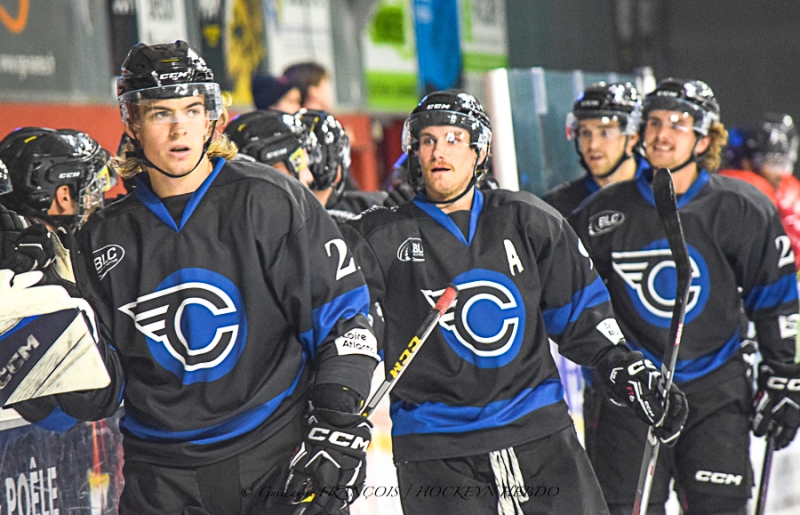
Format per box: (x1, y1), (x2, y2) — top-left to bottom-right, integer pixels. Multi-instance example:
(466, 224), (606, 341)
(159, 71), (191, 81)
(426, 103), (451, 110)
(695, 471), (743, 486)
(309, 427), (370, 451)
(767, 377), (800, 391)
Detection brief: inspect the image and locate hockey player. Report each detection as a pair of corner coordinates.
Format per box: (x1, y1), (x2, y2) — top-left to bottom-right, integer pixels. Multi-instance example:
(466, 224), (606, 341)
(543, 82), (645, 217)
(5, 41), (378, 515)
(571, 78), (800, 515)
(338, 90), (688, 515)
(296, 109), (387, 221)
(719, 114), (800, 267)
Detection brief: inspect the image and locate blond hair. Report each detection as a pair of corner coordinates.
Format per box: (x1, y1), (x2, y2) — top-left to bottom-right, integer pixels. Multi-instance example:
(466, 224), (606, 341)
(114, 108), (238, 179)
(698, 121), (728, 173)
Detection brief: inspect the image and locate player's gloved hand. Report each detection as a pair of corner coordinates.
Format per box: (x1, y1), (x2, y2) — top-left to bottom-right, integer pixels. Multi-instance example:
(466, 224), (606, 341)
(0, 224), (56, 273)
(284, 407), (372, 514)
(599, 348), (689, 446)
(0, 269), (74, 324)
(383, 183), (416, 207)
(753, 360), (800, 450)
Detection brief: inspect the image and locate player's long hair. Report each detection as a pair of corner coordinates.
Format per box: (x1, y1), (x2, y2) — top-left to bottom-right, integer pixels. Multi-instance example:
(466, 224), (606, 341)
(113, 107), (238, 179)
(698, 121), (728, 173)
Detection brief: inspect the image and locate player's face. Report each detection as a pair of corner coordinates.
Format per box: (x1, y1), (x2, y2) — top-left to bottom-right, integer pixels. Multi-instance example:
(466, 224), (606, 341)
(131, 95), (212, 176)
(644, 110), (705, 170)
(577, 118), (631, 177)
(418, 125), (477, 202)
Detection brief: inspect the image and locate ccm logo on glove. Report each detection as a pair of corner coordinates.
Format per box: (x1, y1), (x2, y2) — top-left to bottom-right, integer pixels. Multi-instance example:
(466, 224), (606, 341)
(308, 427), (370, 451)
(766, 377), (800, 391)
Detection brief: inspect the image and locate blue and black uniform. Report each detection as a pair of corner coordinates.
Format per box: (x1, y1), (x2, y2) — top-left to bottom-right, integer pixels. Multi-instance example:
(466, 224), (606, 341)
(570, 167), (798, 513)
(341, 188), (627, 514)
(18, 158), (378, 514)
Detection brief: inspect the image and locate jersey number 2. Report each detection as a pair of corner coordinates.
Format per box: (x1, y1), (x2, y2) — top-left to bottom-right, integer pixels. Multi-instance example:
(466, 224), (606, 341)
(325, 238), (357, 280)
(776, 235), (794, 269)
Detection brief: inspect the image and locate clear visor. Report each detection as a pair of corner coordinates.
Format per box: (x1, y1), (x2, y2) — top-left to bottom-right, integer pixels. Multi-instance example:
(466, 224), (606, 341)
(644, 97), (718, 136)
(566, 110), (639, 140)
(402, 111), (491, 154)
(119, 83), (222, 125)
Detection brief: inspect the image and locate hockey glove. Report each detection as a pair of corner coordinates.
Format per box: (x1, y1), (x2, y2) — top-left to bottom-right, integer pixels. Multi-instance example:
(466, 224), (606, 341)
(599, 349), (689, 446)
(383, 183), (416, 207)
(0, 224), (56, 273)
(753, 360), (800, 450)
(285, 408), (372, 515)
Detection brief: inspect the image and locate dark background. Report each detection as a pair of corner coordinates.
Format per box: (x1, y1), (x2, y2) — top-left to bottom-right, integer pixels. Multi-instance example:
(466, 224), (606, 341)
(506, 0), (800, 128)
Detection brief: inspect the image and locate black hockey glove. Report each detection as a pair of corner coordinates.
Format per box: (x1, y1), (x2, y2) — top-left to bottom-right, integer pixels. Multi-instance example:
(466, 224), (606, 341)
(599, 349), (689, 446)
(383, 183), (416, 207)
(285, 408), (372, 514)
(0, 224), (56, 273)
(753, 360), (800, 450)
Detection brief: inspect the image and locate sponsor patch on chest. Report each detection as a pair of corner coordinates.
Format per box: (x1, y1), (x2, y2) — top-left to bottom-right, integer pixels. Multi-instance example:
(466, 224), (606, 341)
(397, 237), (425, 262)
(92, 244), (125, 280)
(588, 210), (625, 236)
(334, 328), (379, 360)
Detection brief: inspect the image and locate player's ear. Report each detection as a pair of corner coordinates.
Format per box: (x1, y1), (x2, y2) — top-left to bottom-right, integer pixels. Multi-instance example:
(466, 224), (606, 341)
(695, 134), (711, 155)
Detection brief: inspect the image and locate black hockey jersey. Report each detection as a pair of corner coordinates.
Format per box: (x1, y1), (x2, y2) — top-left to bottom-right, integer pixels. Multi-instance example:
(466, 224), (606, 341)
(325, 188), (388, 223)
(37, 158), (377, 466)
(542, 155), (646, 218)
(341, 189), (623, 461)
(571, 168), (798, 383)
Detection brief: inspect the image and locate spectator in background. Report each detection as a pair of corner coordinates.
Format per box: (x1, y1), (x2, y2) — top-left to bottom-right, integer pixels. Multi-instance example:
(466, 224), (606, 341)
(251, 74), (302, 113)
(720, 114), (800, 267)
(284, 62), (334, 111)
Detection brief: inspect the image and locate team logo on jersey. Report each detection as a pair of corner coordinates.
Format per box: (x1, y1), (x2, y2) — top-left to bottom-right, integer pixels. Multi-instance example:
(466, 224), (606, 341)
(611, 240), (709, 327)
(422, 269), (525, 368)
(397, 238), (425, 262)
(588, 211), (625, 236)
(119, 268), (247, 384)
(92, 244), (125, 280)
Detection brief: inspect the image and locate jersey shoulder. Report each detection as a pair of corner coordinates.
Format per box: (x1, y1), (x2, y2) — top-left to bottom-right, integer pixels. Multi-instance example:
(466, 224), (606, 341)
(706, 173), (778, 219)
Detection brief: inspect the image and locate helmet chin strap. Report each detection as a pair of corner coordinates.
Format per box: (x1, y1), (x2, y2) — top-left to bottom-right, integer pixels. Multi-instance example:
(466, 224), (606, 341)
(663, 133), (702, 175)
(577, 136), (633, 180)
(128, 120), (218, 179)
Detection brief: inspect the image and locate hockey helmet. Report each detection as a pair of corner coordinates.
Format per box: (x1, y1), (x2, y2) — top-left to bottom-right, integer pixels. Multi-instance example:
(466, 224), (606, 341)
(0, 127), (112, 229)
(566, 82), (641, 139)
(297, 109), (350, 191)
(642, 78), (720, 136)
(117, 40), (222, 125)
(402, 90), (492, 189)
(748, 113), (798, 170)
(224, 110), (315, 179)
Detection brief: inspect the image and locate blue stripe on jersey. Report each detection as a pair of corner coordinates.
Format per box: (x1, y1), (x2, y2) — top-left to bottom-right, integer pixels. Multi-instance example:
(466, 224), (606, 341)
(582, 174), (601, 195)
(32, 406), (78, 433)
(636, 168), (710, 209)
(134, 158), (226, 232)
(120, 355), (306, 445)
(743, 273), (799, 313)
(413, 189), (484, 246)
(542, 276), (610, 337)
(628, 331), (740, 384)
(390, 379), (563, 436)
(299, 285), (371, 359)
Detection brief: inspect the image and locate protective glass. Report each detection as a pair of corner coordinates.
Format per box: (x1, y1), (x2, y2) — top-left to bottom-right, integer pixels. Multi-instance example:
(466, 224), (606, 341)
(645, 113), (694, 134)
(119, 83), (222, 124)
(78, 164), (112, 226)
(418, 130), (472, 154)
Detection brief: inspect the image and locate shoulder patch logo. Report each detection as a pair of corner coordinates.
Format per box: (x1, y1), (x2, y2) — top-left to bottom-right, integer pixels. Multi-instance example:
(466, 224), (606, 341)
(588, 210), (625, 236)
(93, 244), (125, 280)
(397, 237), (425, 262)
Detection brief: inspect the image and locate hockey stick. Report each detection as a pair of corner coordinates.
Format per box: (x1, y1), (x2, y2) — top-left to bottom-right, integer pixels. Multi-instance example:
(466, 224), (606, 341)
(292, 284), (459, 514)
(755, 434), (775, 515)
(360, 283), (458, 416)
(632, 168), (693, 515)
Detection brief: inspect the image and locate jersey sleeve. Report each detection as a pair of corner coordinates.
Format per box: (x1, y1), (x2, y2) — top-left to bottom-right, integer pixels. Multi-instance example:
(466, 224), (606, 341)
(263, 202), (378, 403)
(734, 201), (799, 363)
(534, 213), (624, 368)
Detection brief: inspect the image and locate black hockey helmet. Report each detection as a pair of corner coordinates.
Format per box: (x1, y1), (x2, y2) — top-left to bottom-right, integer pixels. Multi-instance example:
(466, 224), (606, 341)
(642, 78), (720, 136)
(297, 109), (350, 192)
(117, 40), (222, 125)
(402, 90), (492, 190)
(747, 113), (798, 169)
(0, 157), (10, 196)
(0, 127), (112, 229)
(224, 110), (315, 179)
(567, 82), (641, 139)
